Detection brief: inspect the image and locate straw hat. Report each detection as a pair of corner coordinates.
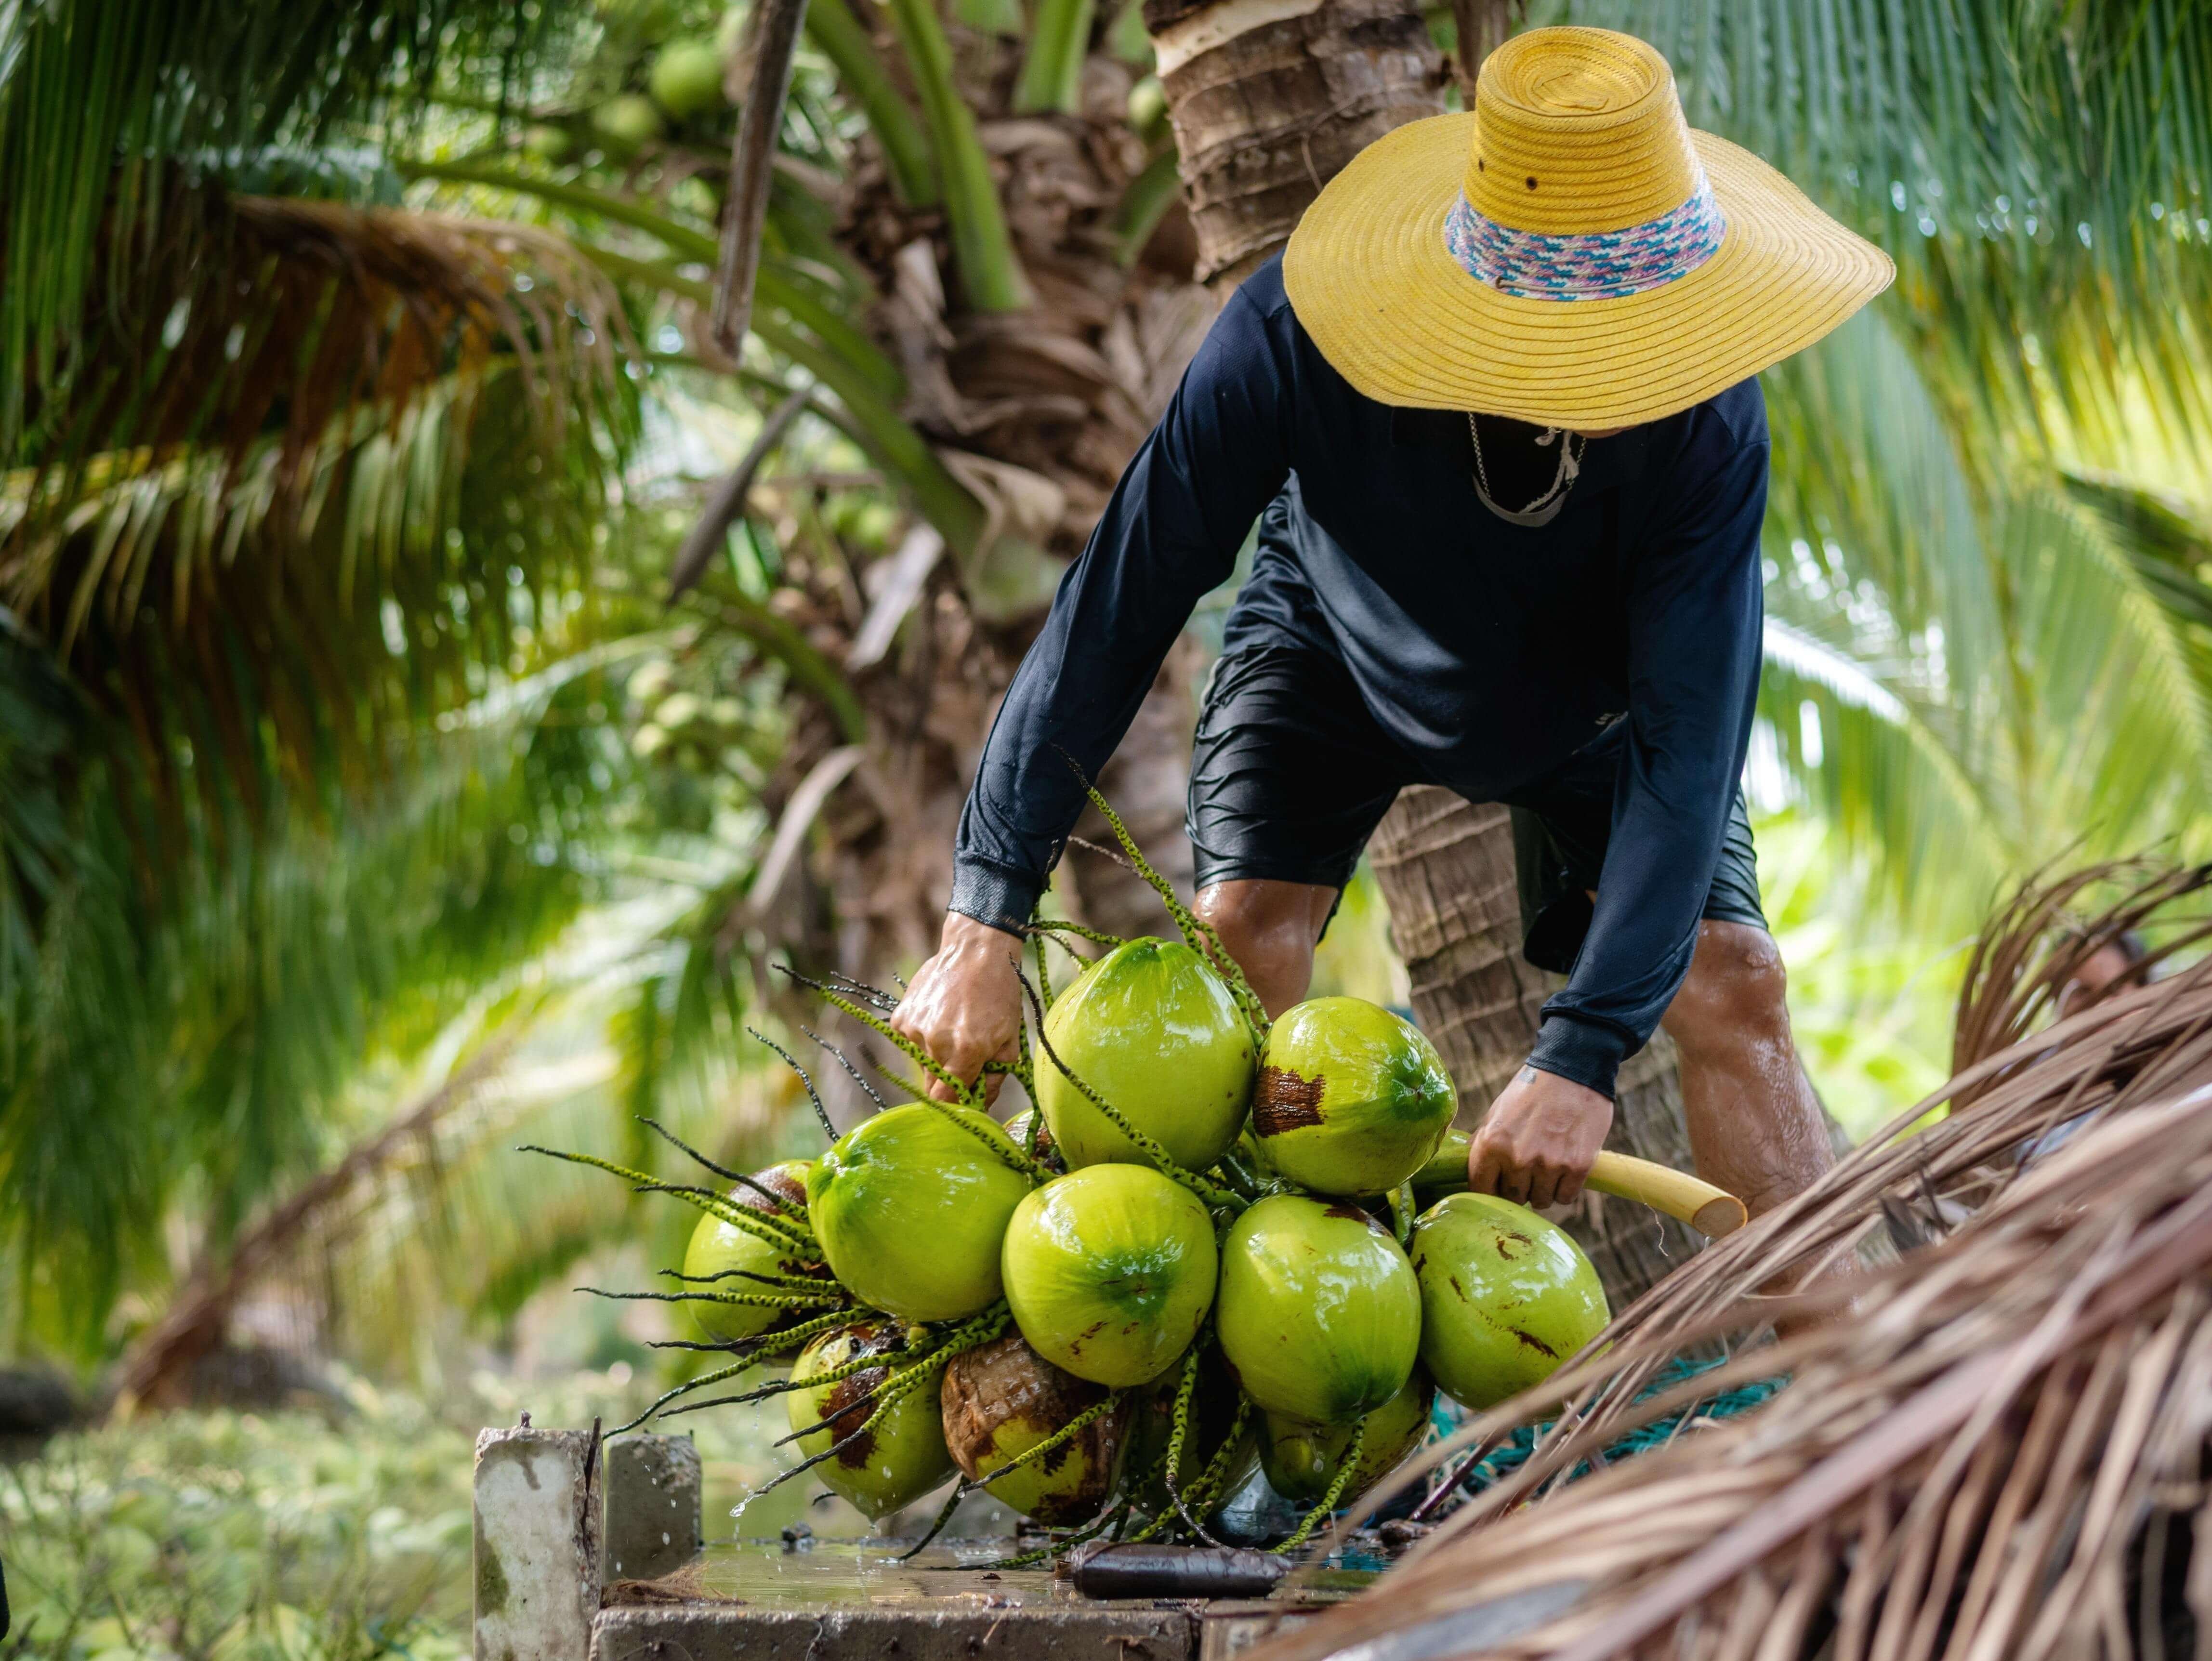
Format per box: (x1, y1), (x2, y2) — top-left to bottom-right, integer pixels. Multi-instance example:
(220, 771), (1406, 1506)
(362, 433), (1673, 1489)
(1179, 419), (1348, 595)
(1282, 27), (1893, 429)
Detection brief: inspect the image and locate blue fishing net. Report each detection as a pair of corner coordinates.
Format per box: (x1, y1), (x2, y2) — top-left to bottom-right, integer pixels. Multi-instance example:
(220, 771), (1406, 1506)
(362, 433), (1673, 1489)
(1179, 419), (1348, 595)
(1431, 1356), (1786, 1498)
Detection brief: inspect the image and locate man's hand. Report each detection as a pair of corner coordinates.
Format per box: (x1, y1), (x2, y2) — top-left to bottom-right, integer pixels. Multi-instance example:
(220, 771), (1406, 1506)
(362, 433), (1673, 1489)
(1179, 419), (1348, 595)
(1468, 1064), (1614, 1210)
(889, 913), (1025, 1104)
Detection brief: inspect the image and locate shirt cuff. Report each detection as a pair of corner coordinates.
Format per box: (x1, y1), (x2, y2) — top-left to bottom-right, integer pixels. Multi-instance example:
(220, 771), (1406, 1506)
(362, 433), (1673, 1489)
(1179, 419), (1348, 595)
(948, 857), (1043, 936)
(1526, 1012), (1633, 1100)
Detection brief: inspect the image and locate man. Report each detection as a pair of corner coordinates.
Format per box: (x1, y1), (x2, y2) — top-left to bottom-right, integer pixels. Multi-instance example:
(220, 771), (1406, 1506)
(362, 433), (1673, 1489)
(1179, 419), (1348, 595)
(891, 27), (1892, 1220)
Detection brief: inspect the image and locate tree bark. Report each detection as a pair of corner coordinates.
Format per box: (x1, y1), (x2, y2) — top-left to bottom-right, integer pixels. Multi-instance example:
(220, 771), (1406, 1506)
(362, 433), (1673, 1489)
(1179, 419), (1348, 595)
(1145, 0), (1448, 283)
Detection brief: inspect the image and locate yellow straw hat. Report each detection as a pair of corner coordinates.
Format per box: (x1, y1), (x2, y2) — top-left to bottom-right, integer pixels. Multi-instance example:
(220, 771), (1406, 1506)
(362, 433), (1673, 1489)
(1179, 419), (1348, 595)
(1283, 26), (1894, 429)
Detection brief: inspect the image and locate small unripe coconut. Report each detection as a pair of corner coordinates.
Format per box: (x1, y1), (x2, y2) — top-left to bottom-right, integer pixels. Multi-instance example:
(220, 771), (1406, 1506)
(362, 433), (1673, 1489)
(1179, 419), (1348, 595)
(522, 124), (574, 163)
(1037, 938), (1254, 1172)
(1261, 1366), (1434, 1504)
(787, 1321), (954, 1521)
(592, 93), (666, 149)
(1216, 1195), (1421, 1424)
(679, 1159), (823, 1346)
(1409, 1192), (1608, 1410)
(1251, 998), (1455, 1195)
(1410, 1127), (1472, 1203)
(1001, 1166), (1216, 1387)
(939, 1333), (1131, 1524)
(649, 38), (726, 118)
(807, 1104), (1032, 1322)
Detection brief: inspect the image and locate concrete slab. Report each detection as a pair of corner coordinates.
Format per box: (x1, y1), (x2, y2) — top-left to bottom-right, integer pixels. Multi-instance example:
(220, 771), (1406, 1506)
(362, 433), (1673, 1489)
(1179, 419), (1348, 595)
(603, 1436), (701, 1586)
(592, 1601), (1195, 1661)
(475, 1425), (601, 1661)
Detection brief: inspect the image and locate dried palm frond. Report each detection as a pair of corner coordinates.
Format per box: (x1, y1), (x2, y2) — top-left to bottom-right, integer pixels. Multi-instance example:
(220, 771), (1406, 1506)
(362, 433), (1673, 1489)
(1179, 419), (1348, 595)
(1250, 861), (2212, 1661)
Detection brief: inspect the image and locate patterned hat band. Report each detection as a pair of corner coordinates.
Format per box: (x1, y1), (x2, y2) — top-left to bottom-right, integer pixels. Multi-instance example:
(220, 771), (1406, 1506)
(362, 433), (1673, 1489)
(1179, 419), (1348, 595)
(1443, 170), (1727, 302)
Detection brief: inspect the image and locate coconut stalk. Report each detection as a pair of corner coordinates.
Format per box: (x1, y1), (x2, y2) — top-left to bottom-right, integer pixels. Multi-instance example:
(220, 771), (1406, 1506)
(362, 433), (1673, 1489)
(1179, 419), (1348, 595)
(1244, 860), (2212, 1661)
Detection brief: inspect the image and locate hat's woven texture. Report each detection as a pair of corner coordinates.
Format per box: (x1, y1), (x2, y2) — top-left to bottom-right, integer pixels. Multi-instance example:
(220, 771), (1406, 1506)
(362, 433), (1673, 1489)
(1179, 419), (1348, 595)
(1283, 27), (1894, 427)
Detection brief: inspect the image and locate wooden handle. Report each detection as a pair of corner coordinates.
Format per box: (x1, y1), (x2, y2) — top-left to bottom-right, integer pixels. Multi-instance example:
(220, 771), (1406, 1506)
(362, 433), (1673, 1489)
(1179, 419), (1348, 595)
(1586, 1151), (1748, 1238)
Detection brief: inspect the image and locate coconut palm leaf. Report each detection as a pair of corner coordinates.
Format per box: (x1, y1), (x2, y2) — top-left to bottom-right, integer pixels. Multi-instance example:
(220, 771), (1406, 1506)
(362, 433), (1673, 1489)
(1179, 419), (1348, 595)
(1557, 0), (2212, 449)
(0, 0), (590, 455)
(0, 627), (658, 1354)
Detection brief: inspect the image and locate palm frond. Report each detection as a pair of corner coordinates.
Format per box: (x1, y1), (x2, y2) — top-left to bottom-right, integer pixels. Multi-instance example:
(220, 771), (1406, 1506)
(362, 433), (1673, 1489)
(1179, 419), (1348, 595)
(0, 0), (589, 452)
(1555, 0), (2212, 451)
(0, 632), (656, 1353)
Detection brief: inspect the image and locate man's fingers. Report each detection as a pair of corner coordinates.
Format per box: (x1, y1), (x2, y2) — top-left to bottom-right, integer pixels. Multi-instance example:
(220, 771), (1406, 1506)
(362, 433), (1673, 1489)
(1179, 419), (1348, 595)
(1526, 1165), (1559, 1212)
(1467, 1139), (1505, 1197)
(1554, 1165), (1587, 1208)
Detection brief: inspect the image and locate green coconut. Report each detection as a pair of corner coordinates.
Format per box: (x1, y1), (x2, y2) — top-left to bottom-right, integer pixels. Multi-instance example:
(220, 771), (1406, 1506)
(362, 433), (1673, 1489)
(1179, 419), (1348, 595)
(679, 1159), (823, 1346)
(1000, 1108), (1065, 1173)
(1038, 938), (1255, 1172)
(1001, 1165), (1217, 1387)
(1251, 998), (1456, 1196)
(807, 1104), (1032, 1322)
(1409, 1192), (1609, 1409)
(1261, 1366), (1435, 1504)
(592, 93), (665, 148)
(787, 1321), (954, 1521)
(1410, 1127), (1473, 1202)
(649, 39), (726, 117)
(1216, 1195), (1422, 1425)
(939, 1333), (1131, 1524)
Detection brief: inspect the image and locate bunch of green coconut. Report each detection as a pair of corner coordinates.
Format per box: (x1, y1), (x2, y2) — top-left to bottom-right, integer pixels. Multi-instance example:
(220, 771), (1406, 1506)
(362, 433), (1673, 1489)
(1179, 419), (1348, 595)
(537, 794), (1610, 1558)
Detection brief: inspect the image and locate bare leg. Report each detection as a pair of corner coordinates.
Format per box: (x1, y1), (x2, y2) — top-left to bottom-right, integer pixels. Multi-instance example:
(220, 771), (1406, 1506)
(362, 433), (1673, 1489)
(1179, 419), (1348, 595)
(1659, 920), (1832, 1221)
(1193, 878), (1339, 1018)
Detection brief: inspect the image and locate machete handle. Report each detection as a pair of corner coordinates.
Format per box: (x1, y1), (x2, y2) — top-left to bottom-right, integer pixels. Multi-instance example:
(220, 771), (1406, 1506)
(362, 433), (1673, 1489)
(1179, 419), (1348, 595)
(1586, 1151), (1747, 1238)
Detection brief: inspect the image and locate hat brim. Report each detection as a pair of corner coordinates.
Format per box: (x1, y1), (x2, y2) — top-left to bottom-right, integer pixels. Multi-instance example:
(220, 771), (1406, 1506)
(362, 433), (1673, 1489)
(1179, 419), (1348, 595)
(1282, 113), (1895, 428)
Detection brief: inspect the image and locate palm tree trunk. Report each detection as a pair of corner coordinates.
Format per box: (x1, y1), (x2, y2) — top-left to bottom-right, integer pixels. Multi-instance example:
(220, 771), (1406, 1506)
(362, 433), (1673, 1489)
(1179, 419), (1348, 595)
(1365, 791), (1706, 1304)
(1146, 0), (1696, 1308)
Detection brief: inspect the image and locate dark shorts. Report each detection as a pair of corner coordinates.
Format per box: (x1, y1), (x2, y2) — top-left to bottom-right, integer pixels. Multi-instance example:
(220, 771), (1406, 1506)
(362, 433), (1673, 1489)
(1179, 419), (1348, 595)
(1186, 646), (1767, 973)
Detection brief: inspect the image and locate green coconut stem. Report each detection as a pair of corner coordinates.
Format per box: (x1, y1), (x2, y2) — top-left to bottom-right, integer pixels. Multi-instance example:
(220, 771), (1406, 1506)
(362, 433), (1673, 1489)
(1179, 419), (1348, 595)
(1161, 1346), (1201, 1490)
(519, 1147), (820, 1257)
(1273, 1419), (1368, 1555)
(579, 1285), (849, 1313)
(969, 1391), (1128, 1492)
(896, 1480), (971, 1561)
(1031, 908), (1057, 1008)
(1212, 1146), (1267, 1200)
(634, 1117), (811, 1226)
(758, 1328), (986, 1497)
(1012, 1018), (1038, 1102)
(1028, 918), (1126, 952)
(1154, 1407), (1251, 1545)
(974, 1501), (1127, 1570)
(631, 1183), (822, 1251)
(633, 1117), (746, 1188)
(799, 1025), (891, 1114)
(659, 1266), (842, 1294)
(609, 1359), (756, 1436)
(786, 973), (983, 1107)
(1016, 971), (1239, 1209)
(1389, 1180), (1417, 1248)
(1054, 755), (1271, 1040)
(813, 968), (901, 1014)
(909, 1093), (1050, 1181)
(747, 1027), (844, 1142)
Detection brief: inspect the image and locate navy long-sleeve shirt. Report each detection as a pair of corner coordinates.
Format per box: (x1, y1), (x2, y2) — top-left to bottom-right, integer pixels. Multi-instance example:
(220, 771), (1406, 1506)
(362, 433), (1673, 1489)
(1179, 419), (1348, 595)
(950, 254), (1767, 1096)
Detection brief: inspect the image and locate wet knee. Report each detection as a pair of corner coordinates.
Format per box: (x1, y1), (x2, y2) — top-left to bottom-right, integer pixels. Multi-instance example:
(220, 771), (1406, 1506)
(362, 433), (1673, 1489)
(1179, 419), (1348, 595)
(1195, 880), (1329, 1015)
(1667, 923), (1791, 1055)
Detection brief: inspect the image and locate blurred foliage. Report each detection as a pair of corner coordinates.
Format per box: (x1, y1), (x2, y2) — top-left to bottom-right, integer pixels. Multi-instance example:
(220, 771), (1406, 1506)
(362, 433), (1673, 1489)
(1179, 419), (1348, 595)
(0, 1363), (823, 1661)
